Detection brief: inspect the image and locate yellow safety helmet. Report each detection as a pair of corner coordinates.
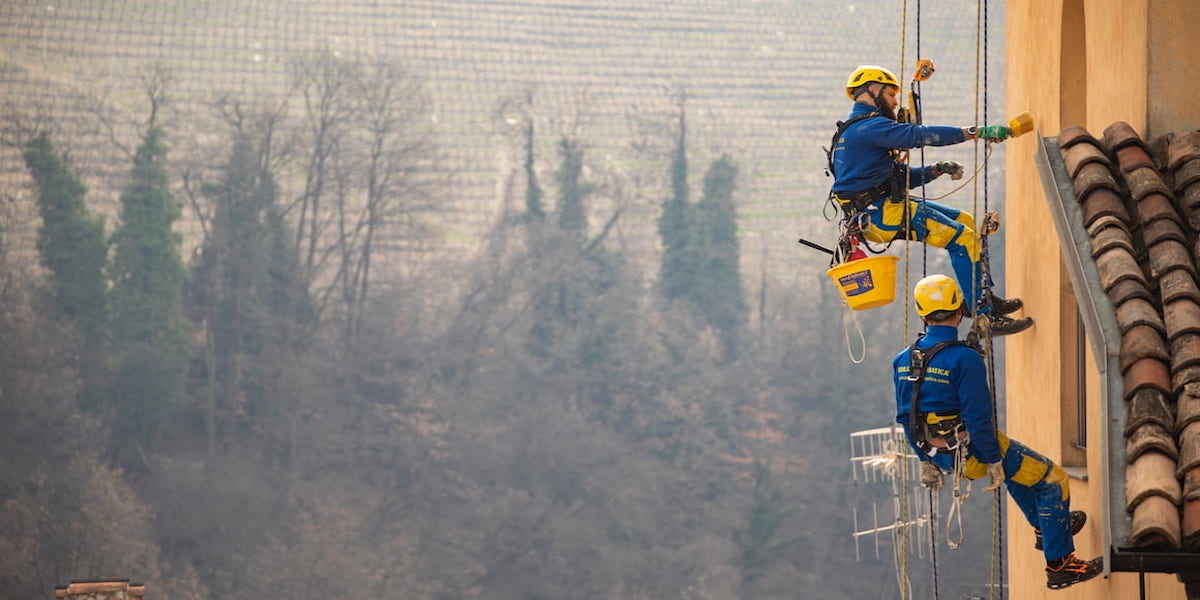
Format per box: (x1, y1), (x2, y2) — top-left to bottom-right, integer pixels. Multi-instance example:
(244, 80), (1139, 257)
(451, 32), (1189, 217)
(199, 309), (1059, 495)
(913, 274), (963, 317)
(845, 65), (900, 99)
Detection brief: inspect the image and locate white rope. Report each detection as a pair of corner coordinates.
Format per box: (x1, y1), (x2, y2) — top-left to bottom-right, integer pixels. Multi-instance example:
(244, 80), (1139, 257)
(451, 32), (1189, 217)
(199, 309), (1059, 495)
(945, 449), (972, 549)
(842, 303), (867, 364)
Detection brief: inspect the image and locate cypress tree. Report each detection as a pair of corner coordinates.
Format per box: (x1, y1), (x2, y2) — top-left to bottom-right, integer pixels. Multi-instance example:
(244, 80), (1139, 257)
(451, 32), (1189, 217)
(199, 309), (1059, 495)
(109, 126), (188, 440)
(523, 120), (545, 223)
(691, 154), (746, 359)
(190, 126), (274, 445)
(556, 137), (586, 238)
(657, 109), (692, 301)
(23, 133), (108, 401)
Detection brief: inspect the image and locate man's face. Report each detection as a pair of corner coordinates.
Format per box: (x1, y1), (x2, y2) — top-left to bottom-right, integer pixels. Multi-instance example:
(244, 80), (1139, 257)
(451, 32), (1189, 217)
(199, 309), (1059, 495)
(870, 83), (899, 121)
(878, 85), (899, 111)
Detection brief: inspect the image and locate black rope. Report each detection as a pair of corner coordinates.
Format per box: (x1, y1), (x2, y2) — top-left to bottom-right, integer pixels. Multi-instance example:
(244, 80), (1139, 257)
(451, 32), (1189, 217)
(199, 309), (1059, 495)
(975, 1), (1005, 598)
(910, 2), (943, 599)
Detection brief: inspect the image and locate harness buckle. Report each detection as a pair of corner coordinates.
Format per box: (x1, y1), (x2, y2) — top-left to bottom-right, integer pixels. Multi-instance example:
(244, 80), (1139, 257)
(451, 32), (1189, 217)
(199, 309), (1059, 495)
(920, 412), (968, 454)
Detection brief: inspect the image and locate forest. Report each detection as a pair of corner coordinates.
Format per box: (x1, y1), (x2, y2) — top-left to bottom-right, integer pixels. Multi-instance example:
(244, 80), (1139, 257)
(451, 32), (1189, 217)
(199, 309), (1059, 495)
(0, 52), (1002, 600)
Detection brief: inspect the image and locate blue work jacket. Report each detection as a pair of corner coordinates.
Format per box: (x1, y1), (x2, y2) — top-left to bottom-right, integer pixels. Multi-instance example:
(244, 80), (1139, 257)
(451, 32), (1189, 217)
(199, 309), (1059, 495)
(892, 325), (1002, 465)
(830, 103), (967, 195)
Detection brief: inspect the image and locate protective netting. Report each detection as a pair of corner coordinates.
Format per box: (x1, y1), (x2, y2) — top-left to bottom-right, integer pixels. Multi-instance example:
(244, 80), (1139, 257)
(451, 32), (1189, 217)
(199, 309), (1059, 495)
(0, 0), (1003, 277)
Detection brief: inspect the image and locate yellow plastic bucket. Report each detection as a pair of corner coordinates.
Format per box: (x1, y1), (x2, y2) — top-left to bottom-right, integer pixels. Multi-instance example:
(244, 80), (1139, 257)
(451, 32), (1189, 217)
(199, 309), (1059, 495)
(826, 255), (899, 310)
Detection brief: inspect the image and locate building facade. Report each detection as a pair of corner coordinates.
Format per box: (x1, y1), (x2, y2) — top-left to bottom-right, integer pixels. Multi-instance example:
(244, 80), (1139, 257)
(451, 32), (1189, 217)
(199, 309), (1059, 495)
(1006, 1), (1200, 598)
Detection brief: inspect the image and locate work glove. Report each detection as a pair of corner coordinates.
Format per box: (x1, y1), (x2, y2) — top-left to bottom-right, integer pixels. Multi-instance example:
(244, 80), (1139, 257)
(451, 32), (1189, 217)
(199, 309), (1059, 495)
(920, 460), (944, 493)
(935, 160), (964, 180)
(982, 462), (1005, 492)
(977, 125), (1011, 143)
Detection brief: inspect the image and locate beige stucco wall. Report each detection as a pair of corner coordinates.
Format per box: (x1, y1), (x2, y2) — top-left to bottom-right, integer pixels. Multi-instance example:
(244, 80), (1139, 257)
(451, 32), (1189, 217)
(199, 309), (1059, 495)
(1006, 0), (1184, 598)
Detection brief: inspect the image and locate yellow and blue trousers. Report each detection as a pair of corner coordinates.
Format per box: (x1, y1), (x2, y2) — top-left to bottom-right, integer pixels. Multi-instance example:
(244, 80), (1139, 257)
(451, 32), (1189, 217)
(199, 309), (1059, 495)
(956, 431), (1075, 562)
(851, 196), (989, 313)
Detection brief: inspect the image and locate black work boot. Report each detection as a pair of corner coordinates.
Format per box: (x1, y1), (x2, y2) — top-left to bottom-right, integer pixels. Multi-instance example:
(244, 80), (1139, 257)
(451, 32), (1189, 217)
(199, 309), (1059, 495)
(988, 313), (1034, 336)
(989, 295), (1023, 316)
(1035, 510), (1087, 550)
(1045, 554), (1102, 589)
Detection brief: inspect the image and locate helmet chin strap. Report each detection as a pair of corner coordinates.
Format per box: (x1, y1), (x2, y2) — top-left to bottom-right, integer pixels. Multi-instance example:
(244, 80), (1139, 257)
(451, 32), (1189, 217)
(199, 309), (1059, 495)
(855, 84), (897, 120)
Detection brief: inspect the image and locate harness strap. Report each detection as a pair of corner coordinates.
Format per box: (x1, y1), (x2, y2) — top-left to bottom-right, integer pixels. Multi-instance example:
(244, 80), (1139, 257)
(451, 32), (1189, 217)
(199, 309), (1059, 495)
(906, 336), (970, 442)
(824, 111), (881, 178)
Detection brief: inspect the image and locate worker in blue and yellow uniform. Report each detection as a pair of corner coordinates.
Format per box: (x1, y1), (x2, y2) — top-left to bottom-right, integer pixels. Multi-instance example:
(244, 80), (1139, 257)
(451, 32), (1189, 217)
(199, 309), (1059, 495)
(831, 65), (1031, 336)
(893, 274), (1101, 590)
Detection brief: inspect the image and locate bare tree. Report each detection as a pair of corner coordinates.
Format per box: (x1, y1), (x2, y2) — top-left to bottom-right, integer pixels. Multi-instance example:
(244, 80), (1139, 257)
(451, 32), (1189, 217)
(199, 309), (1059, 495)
(287, 53), (436, 352)
(339, 59), (435, 344)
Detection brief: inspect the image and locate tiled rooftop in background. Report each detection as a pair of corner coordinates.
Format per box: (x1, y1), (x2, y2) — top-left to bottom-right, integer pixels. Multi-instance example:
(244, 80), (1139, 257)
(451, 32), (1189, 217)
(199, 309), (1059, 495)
(1059, 122), (1200, 552)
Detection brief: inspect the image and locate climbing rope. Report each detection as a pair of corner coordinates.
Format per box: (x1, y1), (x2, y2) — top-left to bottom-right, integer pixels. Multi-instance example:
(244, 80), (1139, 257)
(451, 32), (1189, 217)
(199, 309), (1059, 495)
(894, 0), (914, 597)
(889, 0), (1009, 598)
(977, 1), (1005, 598)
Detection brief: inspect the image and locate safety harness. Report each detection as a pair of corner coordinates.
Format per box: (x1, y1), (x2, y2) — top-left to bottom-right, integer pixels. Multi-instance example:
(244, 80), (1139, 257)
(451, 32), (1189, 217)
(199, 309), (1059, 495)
(906, 336), (973, 456)
(823, 111), (881, 179)
(824, 112), (912, 219)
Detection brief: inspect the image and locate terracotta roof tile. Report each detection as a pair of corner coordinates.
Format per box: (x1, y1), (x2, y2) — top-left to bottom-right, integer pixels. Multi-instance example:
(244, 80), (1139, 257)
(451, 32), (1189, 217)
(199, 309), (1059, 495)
(1172, 365), (1200, 397)
(1109, 278), (1157, 306)
(1167, 131), (1200, 171)
(1116, 297), (1167, 335)
(1182, 493), (1200, 550)
(1173, 333), (1200, 374)
(1074, 162), (1124, 199)
(1129, 423), (1180, 461)
(1141, 217), (1188, 248)
(1131, 495), (1183, 550)
(1135, 192), (1182, 227)
(1179, 422), (1200, 476)
(1087, 213), (1131, 238)
(1120, 324), (1171, 367)
(1181, 184), (1200, 213)
(1128, 450), (1184, 511)
(1174, 160), (1200, 192)
(1126, 388), (1176, 436)
(1091, 223), (1137, 257)
(1165, 299), (1200, 341)
(1179, 385), (1200, 431)
(1185, 464), (1200, 499)
(1124, 356), (1172, 398)
(1128, 169), (1175, 202)
(1116, 144), (1158, 173)
(1104, 121), (1150, 153)
(1160, 269), (1200, 304)
(1082, 188), (1133, 226)
(1097, 247), (1150, 292)
(1063, 141), (1113, 177)
(1148, 240), (1196, 282)
(1060, 125), (1102, 149)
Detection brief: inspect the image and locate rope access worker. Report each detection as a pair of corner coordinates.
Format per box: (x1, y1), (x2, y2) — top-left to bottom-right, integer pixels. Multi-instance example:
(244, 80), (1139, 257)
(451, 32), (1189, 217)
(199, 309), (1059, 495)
(893, 274), (1101, 590)
(830, 65), (1031, 336)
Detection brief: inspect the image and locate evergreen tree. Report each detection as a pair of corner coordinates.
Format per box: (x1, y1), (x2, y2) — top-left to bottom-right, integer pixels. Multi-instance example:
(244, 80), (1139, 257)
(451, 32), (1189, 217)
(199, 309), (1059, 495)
(189, 116), (312, 458)
(22, 133), (108, 401)
(523, 119), (545, 223)
(691, 155), (746, 360)
(189, 124), (275, 448)
(109, 126), (188, 441)
(555, 137), (586, 238)
(657, 108), (692, 301)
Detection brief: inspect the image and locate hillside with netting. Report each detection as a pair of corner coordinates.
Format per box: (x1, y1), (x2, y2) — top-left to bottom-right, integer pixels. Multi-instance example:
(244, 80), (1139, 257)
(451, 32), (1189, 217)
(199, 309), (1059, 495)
(0, 0), (1003, 279)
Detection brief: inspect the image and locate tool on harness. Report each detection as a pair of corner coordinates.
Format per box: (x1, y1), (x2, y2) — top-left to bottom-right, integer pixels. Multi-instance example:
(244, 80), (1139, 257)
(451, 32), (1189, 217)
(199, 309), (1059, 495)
(898, 59), (934, 124)
(906, 336), (975, 456)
